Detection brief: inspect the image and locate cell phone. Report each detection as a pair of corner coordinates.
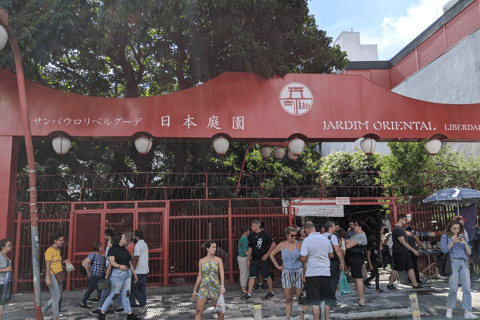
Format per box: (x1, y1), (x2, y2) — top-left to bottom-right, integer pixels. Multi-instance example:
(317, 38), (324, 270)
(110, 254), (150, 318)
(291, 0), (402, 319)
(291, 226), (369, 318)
(458, 234), (464, 239)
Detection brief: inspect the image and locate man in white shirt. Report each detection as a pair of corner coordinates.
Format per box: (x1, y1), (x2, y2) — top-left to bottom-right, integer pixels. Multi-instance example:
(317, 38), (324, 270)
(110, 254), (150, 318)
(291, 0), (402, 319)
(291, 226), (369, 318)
(300, 221), (335, 320)
(323, 221), (345, 298)
(129, 229), (149, 314)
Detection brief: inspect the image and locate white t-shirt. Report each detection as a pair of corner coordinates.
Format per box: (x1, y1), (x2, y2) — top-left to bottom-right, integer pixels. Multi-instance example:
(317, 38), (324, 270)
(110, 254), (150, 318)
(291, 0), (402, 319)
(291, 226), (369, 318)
(300, 232), (333, 277)
(133, 240), (149, 274)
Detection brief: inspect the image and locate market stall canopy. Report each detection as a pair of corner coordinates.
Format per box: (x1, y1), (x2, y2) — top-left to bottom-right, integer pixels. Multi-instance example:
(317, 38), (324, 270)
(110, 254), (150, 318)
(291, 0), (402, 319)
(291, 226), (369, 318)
(423, 187), (480, 206)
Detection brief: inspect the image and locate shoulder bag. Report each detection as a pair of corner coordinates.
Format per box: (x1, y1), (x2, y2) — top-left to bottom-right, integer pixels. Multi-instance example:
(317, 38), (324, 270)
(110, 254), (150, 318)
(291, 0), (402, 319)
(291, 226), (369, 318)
(98, 278), (111, 290)
(437, 252), (452, 276)
(52, 268), (66, 283)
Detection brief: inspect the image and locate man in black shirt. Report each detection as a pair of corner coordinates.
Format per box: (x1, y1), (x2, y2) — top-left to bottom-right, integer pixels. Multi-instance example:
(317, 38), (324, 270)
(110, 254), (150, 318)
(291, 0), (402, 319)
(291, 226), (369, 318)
(387, 214), (422, 290)
(242, 220), (276, 300)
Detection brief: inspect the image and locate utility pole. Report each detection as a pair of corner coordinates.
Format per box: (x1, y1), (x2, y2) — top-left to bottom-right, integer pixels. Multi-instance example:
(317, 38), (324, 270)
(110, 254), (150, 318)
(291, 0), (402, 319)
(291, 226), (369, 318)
(0, 9), (43, 319)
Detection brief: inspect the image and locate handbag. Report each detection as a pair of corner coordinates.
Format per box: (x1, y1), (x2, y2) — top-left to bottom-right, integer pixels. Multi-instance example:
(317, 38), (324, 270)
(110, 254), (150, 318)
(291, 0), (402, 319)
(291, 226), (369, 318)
(298, 286), (307, 305)
(53, 269), (67, 284)
(437, 252), (452, 276)
(98, 278), (111, 290)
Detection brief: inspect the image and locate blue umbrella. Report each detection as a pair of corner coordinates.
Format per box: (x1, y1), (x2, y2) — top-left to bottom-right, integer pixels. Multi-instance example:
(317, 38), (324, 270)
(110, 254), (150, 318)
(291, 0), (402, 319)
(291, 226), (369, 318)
(423, 187), (480, 206)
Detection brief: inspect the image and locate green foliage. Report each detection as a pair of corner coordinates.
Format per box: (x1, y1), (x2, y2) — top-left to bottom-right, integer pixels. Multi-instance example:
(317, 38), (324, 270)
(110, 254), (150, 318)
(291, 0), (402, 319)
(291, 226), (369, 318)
(2, 0), (348, 180)
(380, 142), (466, 198)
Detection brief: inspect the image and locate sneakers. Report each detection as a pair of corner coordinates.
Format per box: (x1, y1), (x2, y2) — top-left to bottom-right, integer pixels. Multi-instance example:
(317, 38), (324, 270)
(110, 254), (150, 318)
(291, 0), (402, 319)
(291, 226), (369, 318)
(465, 311), (479, 319)
(387, 284), (397, 290)
(79, 304), (91, 309)
(90, 309), (101, 315)
(413, 284), (423, 289)
(446, 309), (452, 319)
(127, 313), (142, 320)
(265, 292), (274, 299)
(241, 294), (252, 300)
(137, 306), (147, 315)
(363, 281), (371, 287)
(114, 308), (125, 314)
(258, 283), (265, 290)
(97, 312), (106, 320)
(88, 297), (99, 302)
(375, 289), (385, 293)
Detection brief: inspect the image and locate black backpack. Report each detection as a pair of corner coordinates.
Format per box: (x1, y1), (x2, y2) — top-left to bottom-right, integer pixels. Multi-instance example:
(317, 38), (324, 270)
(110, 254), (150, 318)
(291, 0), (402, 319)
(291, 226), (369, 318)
(327, 234), (339, 261)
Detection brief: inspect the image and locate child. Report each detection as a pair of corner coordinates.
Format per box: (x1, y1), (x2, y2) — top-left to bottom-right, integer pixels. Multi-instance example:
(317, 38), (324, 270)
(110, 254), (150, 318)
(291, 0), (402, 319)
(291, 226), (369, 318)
(364, 236), (385, 293)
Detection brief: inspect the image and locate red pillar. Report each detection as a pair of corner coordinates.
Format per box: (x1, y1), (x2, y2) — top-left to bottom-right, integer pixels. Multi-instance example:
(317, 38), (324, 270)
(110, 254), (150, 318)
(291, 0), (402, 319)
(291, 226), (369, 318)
(0, 136), (19, 240)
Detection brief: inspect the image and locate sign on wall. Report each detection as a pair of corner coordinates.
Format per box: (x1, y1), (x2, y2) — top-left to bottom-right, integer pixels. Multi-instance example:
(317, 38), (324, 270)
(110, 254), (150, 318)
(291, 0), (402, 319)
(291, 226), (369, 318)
(292, 205), (344, 217)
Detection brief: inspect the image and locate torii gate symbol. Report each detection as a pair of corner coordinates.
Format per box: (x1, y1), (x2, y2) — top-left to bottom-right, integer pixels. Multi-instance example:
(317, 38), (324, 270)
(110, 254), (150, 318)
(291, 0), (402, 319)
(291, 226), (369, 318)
(279, 82), (313, 116)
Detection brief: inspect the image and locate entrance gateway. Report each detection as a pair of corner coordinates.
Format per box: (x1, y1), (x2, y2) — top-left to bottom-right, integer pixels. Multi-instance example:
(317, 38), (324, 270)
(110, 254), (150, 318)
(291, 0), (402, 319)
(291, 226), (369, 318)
(2, 68), (480, 292)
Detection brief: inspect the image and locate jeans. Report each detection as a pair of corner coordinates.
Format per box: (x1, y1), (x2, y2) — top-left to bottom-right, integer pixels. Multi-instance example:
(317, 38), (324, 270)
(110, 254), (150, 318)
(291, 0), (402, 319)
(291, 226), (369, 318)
(82, 276), (102, 305)
(447, 259), (472, 311)
(42, 274), (62, 318)
(129, 274), (147, 307)
(365, 264), (380, 290)
(101, 269), (131, 313)
(329, 260), (340, 295)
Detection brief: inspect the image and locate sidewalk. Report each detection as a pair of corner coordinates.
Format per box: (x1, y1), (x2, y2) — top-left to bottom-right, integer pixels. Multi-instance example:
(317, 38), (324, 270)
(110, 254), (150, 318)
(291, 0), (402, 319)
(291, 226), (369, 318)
(3, 273), (480, 319)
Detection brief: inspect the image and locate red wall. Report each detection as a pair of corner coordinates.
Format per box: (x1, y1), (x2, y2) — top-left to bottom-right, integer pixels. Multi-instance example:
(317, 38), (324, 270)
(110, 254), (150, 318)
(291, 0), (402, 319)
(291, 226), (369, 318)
(343, 0), (480, 90)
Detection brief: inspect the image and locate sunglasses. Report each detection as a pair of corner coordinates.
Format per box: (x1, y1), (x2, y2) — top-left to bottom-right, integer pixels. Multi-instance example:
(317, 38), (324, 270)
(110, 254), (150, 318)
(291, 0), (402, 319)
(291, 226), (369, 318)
(290, 234), (298, 238)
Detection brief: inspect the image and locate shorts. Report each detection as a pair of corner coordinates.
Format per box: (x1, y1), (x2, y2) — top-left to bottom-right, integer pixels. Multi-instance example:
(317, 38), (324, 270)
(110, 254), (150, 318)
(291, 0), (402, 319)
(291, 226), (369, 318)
(281, 268), (304, 289)
(305, 276), (336, 306)
(0, 284), (5, 306)
(392, 252), (414, 272)
(349, 255), (366, 279)
(249, 259), (270, 280)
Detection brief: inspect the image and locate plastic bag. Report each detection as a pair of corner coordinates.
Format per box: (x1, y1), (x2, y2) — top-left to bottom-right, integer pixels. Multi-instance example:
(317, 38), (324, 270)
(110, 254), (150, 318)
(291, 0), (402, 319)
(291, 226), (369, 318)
(339, 271), (351, 296)
(213, 294), (226, 313)
(65, 262), (75, 273)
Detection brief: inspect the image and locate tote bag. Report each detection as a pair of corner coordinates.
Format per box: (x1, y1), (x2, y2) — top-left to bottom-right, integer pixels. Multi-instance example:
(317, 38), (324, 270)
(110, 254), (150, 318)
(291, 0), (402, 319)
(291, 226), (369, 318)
(437, 252), (452, 277)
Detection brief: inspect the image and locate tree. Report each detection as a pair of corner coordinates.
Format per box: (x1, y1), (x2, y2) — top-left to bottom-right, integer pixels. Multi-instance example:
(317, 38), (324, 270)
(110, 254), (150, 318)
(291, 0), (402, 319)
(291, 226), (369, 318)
(1, 0), (348, 180)
(380, 142), (465, 198)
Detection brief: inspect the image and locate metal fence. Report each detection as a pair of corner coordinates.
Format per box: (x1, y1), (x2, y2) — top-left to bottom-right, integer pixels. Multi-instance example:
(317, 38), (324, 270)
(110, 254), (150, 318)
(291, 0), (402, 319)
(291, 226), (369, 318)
(12, 170), (480, 292)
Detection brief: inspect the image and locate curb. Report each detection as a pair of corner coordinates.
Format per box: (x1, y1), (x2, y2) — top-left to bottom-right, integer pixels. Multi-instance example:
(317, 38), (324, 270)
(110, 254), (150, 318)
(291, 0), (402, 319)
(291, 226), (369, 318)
(230, 308), (415, 320)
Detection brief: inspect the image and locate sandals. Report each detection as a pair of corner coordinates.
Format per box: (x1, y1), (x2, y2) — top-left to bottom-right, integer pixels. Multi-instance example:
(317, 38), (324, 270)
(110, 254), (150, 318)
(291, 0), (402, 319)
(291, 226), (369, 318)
(352, 301), (366, 307)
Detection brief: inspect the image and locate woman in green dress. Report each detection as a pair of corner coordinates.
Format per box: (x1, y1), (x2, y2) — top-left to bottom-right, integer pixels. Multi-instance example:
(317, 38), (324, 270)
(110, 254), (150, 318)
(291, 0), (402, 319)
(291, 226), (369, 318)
(193, 241), (226, 320)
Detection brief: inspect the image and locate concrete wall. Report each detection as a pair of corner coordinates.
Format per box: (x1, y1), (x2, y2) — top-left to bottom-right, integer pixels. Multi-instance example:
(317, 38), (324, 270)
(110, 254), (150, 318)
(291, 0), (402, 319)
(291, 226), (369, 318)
(392, 27), (480, 104)
(334, 32), (379, 61)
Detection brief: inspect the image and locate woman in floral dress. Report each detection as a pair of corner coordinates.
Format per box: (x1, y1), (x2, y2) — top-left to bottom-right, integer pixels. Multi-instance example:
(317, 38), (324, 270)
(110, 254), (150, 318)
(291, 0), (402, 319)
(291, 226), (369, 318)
(193, 241), (226, 320)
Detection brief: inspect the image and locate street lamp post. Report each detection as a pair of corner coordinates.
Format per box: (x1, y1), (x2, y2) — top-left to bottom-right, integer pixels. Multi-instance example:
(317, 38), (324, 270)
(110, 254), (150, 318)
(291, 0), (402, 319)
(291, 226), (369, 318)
(0, 9), (43, 319)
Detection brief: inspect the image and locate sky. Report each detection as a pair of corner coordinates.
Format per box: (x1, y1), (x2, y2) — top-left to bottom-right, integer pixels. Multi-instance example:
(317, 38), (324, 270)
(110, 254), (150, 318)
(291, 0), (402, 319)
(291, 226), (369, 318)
(307, 0), (450, 60)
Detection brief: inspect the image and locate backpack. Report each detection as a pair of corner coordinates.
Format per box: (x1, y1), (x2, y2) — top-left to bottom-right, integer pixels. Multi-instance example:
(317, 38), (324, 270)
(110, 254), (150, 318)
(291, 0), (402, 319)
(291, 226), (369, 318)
(79, 257), (89, 275)
(327, 234), (339, 261)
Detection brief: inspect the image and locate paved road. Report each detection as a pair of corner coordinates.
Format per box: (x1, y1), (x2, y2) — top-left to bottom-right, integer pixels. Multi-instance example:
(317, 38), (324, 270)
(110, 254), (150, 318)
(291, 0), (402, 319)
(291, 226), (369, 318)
(3, 274), (480, 319)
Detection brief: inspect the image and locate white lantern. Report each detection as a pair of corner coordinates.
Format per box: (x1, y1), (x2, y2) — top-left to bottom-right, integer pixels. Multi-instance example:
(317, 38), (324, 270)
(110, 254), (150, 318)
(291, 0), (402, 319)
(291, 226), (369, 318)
(213, 136), (229, 155)
(260, 146), (272, 159)
(135, 135), (153, 155)
(52, 135), (71, 155)
(274, 148), (285, 159)
(360, 137), (376, 155)
(288, 150), (298, 161)
(425, 139), (442, 155)
(0, 25), (7, 51)
(288, 138), (305, 156)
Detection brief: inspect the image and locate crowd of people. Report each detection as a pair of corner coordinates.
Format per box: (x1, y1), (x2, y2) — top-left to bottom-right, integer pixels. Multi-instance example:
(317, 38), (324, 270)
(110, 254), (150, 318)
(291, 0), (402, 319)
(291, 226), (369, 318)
(229, 215), (478, 320)
(0, 214), (479, 320)
(24, 228), (150, 320)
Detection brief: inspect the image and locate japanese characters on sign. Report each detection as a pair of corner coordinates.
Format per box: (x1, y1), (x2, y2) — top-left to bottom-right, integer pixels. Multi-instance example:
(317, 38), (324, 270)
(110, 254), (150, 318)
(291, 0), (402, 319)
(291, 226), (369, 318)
(33, 115), (246, 130)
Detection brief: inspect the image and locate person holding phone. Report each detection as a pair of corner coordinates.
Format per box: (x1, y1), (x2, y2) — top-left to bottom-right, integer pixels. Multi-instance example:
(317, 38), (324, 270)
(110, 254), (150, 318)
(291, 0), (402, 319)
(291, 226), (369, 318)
(441, 220), (477, 319)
